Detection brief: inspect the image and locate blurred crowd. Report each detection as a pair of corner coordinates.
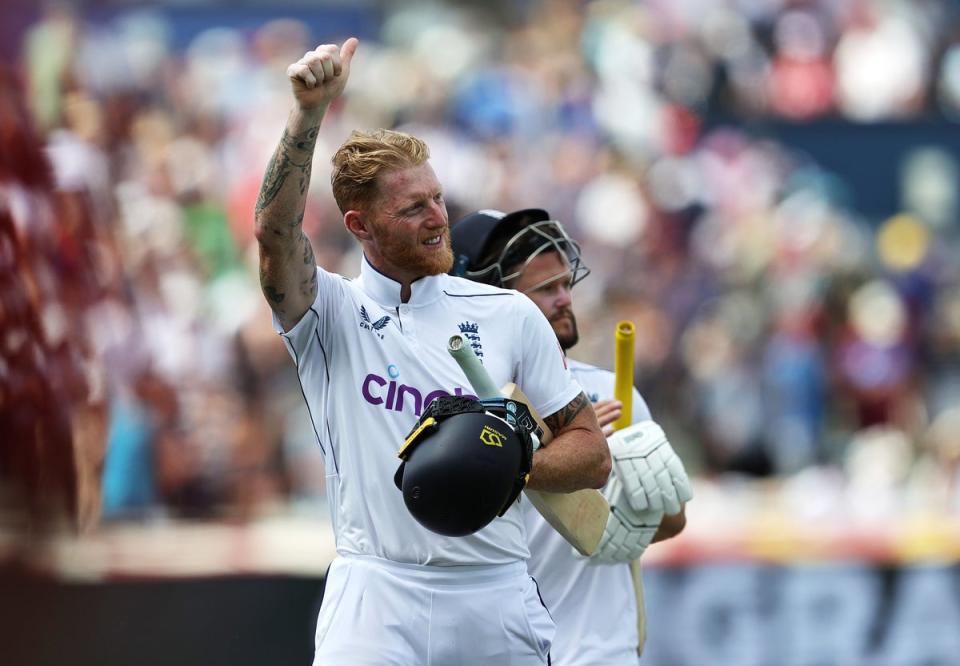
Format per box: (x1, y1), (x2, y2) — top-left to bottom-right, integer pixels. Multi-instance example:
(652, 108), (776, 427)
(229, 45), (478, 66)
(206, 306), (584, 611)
(2, 0), (960, 531)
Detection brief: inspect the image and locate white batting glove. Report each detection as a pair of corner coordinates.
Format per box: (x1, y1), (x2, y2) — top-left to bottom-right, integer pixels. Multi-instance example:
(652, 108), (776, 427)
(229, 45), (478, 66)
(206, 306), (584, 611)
(590, 475), (663, 562)
(608, 421), (693, 515)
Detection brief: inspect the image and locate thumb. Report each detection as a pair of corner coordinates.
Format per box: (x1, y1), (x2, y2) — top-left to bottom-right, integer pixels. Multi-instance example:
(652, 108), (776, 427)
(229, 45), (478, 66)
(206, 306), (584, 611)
(340, 37), (359, 70)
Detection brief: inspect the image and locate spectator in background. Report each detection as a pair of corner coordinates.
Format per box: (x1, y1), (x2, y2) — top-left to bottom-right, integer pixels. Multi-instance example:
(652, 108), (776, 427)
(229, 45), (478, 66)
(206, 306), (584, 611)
(0, 65), (87, 532)
(7, 0), (960, 524)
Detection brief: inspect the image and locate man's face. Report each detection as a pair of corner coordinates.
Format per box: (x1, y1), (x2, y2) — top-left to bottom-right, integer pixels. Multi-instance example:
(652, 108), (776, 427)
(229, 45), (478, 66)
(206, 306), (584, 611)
(365, 162), (453, 281)
(510, 251), (579, 350)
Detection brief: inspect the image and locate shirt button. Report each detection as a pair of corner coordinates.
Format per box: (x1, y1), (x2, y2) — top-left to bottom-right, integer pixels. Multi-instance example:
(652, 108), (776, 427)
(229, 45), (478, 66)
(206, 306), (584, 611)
(399, 305), (410, 314)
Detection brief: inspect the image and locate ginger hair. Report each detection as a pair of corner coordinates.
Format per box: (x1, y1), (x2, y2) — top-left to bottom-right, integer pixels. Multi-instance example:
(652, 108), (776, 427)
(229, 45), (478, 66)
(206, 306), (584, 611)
(330, 129), (430, 214)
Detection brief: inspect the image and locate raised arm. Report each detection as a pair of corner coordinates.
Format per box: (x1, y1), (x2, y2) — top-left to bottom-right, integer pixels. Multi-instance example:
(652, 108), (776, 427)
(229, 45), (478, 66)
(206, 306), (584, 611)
(525, 392), (611, 493)
(254, 38), (358, 331)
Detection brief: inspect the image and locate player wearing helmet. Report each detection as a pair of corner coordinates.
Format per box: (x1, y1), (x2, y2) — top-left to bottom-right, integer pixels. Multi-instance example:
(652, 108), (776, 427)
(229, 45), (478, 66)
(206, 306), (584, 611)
(452, 208), (692, 665)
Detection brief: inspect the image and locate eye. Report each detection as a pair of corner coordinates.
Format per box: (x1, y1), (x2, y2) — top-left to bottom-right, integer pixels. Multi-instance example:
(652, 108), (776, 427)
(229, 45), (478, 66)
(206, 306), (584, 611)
(433, 192), (444, 203)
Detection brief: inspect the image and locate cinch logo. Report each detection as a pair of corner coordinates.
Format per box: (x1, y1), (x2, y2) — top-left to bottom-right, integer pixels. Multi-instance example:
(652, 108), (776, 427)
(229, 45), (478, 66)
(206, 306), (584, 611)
(458, 321), (483, 360)
(361, 373), (478, 416)
(359, 305), (391, 340)
(480, 425), (506, 447)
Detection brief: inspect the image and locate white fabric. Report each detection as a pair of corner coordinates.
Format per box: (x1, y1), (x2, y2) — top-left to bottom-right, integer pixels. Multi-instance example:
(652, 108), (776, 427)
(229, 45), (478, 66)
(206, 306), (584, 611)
(524, 359), (651, 666)
(274, 256), (580, 566)
(313, 555), (553, 665)
(607, 421), (693, 515)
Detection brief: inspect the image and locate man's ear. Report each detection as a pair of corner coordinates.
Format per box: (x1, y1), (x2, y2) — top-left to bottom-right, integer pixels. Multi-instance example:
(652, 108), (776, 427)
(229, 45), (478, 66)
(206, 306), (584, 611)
(344, 210), (373, 241)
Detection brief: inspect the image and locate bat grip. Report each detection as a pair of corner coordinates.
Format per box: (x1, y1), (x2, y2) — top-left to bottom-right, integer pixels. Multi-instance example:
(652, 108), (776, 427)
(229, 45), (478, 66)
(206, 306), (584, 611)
(613, 320), (636, 430)
(447, 334), (501, 399)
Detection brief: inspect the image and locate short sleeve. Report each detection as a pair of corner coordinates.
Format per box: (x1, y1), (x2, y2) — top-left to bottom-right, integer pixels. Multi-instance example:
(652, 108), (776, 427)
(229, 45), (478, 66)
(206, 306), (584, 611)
(272, 266), (347, 360)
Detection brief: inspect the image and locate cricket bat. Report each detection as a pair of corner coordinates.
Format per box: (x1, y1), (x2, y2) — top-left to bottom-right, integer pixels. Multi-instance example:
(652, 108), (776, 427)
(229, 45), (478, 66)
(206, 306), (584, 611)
(447, 334), (609, 556)
(613, 320), (647, 656)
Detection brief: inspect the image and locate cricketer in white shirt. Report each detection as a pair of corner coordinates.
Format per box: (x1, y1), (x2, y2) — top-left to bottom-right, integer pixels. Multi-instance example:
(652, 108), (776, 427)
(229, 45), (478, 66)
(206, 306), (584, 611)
(257, 41), (608, 664)
(275, 258), (579, 663)
(525, 359), (652, 665)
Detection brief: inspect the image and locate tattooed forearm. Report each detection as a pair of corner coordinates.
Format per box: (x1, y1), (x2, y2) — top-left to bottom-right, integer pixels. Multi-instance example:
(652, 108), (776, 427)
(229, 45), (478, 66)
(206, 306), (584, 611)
(299, 158), (312, 195)
(255, 113), (323, 327)
(255, 126), (318, 214)
(544, 392), (589, 433)
(282, 126), (320, 153)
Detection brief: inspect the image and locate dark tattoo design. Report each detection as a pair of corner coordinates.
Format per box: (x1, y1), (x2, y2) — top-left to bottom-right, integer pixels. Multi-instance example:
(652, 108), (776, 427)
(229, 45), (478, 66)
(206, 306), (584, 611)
(300, 232), (318, 298)
(255, 126), (319, 213)
(544, 392), (589, 433)
(264, 285), (286, 305)
(299, 158), (312, 195)
(302, 232), (315, 265)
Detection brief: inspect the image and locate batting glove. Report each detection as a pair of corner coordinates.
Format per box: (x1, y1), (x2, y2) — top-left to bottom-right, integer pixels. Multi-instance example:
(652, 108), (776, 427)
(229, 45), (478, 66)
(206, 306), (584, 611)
(590, 475), (663, 562)
(607, 421), (692, 515)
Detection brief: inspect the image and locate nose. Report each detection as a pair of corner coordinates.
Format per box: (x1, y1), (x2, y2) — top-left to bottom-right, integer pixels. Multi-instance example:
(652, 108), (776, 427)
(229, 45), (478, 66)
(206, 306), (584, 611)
(554, 284), (572, 309)
(424, 198), (447, 229)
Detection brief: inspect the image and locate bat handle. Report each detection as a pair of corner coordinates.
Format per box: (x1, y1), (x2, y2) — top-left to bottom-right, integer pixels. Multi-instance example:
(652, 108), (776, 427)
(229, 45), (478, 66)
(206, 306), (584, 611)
(613, 320), (635, 430)
(449, 337), (543, 450)
(447, 334), (501, 399)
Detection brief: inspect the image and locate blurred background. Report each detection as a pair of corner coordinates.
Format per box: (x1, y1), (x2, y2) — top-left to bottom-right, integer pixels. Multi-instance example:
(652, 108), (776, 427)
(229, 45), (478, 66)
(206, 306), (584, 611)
(2, 0), (960, 664)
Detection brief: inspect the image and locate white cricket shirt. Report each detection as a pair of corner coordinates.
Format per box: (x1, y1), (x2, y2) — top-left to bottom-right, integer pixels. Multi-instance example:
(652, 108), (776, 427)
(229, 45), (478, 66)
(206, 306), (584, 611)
(275, 256), (580, 566)
(524, 358), (652, 665)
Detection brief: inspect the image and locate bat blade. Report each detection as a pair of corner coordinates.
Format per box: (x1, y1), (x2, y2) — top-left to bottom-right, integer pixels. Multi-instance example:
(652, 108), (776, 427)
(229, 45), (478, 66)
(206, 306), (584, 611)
(500, 383), (608, 557)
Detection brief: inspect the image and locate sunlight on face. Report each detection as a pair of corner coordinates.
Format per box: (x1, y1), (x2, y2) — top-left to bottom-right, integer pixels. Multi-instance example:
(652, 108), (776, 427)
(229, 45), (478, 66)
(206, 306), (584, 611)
(365, 162), (453, 281)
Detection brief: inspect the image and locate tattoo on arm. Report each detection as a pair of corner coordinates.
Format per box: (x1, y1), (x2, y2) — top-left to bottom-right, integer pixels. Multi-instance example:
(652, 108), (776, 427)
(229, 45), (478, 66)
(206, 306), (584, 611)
(258, 261), (286, 309)
(302, 233), (315, 266)
(299, 232), (318, 298)
(264, 285), (286, 305)
(256, 126), (319, 214)
(544, 392), (589, 433)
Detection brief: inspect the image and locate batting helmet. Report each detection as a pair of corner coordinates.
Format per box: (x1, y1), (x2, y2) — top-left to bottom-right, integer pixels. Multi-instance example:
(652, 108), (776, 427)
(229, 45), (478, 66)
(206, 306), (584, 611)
(394, 395), (536, 536)
(449, 208), (590, 288)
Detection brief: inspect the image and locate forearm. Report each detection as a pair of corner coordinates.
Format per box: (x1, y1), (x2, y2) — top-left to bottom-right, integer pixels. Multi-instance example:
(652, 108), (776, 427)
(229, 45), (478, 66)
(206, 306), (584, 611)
(526, 427), (611, 492)
(525, 392), (611, 492)
(254, 106), (326, 328)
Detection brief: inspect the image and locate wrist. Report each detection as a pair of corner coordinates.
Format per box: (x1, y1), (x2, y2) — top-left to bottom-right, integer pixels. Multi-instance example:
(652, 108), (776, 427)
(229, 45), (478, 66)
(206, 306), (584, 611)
(296, 101), (331, 118)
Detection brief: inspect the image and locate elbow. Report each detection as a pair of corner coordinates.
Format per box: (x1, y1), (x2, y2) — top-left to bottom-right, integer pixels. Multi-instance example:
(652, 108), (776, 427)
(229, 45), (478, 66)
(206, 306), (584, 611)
(656, 509), (687, 541)
(253, 214), (273, 247)
(254, 213), (295, 248)
(590, 439), (613, 489)
(667, 509), (687, 537)
(253, 214), (269, 246)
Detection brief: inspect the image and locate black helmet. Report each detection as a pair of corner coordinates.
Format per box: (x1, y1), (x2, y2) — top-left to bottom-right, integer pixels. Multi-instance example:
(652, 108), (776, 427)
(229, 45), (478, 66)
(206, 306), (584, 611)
(394, 395), (536, 537)
(449, 208), (590, 288)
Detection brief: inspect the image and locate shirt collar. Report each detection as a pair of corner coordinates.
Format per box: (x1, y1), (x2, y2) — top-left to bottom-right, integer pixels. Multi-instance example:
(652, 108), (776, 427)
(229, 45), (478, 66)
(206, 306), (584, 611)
(357, 254), (447, 307)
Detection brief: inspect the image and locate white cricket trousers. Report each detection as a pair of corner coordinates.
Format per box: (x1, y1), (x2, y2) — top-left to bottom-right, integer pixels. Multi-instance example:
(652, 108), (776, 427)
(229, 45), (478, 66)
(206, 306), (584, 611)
(313, 554), (555, 665)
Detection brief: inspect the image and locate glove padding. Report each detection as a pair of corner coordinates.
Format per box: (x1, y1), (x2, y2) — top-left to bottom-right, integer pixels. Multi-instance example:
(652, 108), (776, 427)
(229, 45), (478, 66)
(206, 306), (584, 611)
(607, 421), (693, 515)
(591, 475), (663, 562)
